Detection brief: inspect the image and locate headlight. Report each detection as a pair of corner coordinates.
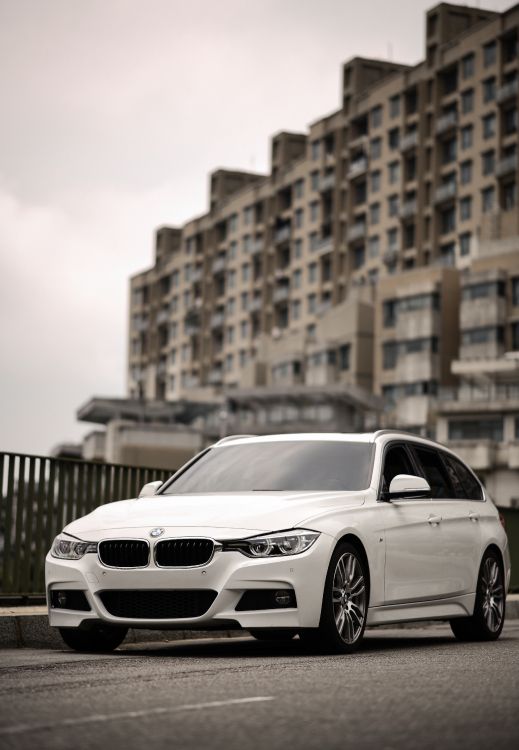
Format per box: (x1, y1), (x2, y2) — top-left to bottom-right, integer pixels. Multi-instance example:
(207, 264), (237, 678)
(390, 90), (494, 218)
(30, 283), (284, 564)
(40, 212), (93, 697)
(224, 529), (320, 558)
(51, 535), (97, 560)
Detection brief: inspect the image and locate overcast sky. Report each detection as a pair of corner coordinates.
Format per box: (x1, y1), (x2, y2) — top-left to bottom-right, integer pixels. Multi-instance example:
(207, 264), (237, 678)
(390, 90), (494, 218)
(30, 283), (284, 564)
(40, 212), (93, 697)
(0, 0), (512, 456)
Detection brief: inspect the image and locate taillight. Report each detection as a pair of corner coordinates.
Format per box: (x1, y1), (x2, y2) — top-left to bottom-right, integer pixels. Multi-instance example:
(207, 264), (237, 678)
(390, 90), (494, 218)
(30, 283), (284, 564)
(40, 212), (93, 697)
(499, 512), (506, 530)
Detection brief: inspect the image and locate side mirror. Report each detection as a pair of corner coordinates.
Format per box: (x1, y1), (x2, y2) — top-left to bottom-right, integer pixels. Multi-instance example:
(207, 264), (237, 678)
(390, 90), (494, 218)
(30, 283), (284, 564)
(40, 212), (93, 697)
(138, 480), (163, 498)
(385, 474), (431, 501)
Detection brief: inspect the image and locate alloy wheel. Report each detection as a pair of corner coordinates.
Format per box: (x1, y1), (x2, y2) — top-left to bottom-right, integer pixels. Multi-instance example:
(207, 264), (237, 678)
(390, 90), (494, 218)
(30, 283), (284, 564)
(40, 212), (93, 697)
(481, 557), (504, 633)
(332, 552), (367, 644)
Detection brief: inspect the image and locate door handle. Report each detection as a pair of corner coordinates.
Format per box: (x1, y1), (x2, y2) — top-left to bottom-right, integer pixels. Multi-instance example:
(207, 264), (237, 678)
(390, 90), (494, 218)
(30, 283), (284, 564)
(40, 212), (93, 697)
(428, 515), (442, 525)
(469, 511), (480, 522)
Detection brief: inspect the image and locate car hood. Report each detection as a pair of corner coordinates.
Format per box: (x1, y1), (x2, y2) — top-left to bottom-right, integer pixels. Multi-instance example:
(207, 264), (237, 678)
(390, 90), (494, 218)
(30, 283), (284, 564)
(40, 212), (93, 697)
(64, 490), (365, 541)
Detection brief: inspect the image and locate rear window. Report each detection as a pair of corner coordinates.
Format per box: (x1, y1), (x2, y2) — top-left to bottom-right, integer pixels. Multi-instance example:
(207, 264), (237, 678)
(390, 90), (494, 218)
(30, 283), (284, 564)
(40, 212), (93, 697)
(162, 440), (374, 493)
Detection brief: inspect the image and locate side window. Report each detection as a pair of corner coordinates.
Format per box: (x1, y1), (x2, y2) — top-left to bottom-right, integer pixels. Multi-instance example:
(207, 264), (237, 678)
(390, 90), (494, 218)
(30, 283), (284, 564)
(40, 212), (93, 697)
(441, 453), (467, 499)
(412, 447), (453, 499)
(448, 455), (484, 501)
(382, 445), (415, 492)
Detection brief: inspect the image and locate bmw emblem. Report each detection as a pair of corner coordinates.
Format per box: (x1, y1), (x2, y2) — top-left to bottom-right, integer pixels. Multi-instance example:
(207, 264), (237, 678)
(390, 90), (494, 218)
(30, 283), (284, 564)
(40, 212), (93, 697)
(150, 528), (165, 538)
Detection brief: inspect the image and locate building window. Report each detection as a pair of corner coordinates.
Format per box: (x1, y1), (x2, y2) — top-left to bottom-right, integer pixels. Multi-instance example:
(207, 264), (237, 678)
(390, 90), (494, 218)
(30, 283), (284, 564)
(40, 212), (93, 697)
(240, 320), (249, 338)
(512, 321), (519, 351)
(243, 206), (253, 225)
(227, 297), (235, 315)
(307, 294), (317, 314)
(229, 213), (238, 233)
(483, 77), (496, 103)
(368, 235), (380, 258)
(311, 140), (320, 160)
(388, 128), (400, 150)
(503, 106), (518, 136)
(387, 227), (398, 249)
(308, 263), (318, 283)
(460, 160), (472, 185)
(459, 196), (472, 221)
(482, 113), (496, 139)
(448, 418), (503, 442)
(371, 105), (383, 128)
(243, 235), (252, 253)
(389, 95), (400, 118)
(443, 136), (457, 163)
(461, 326), (504, 345)
(310, 201), (319, 222)
(294, 238), (303, 258)
(309, 232), (319, 252)
(460, 126), (473, 150)
(482, 149), (495, 176)
(461, 88), (474, 114)
(483, 41), (497, 68)
(461, 53), (475, 79)
(291, 299), (301, 320)
(353, 245), (365, 269)
(294, 179), (304, 199)
(388, 195), (399, 217)
(294, 208), (304, 228)
(482, 186), (495, 213)
(338, 344), (350, 370)
(370, 137), (382, 160)
(311, 171), (319, 191)
(369, 202), (380, 225)
(241, 292), (249, 311)
(459, 232), (471, 256)
(512, 278), (519, 307)
(462, 281), (505, 300)
(440, 242), (456, 266)
(241, 264), (250, 282)
(225, 354), (234, 372)
(383, 300), (396, 327)
(388, 160), (400, 184)
(293, 269), (302, 289)
(440, 206), (456, 234)
(370, 170), (381, 192)
(503, 181), (517, 210)
(383, 341), (398, 369)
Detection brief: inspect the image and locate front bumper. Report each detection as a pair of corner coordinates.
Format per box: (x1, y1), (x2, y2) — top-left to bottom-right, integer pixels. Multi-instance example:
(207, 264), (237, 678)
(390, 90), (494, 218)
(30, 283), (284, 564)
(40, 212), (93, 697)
(45, 533), (332, 631)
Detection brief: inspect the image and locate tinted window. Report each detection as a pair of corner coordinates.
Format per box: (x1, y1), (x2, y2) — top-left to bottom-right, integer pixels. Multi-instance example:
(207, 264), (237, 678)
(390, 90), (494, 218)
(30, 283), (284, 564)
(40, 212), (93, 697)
(412, 447), (453, 499)
(441, 453), (467, 499)
(446, 455), (483, 501)
(162, 441), (374, 493)
(382, 445), (415, 492)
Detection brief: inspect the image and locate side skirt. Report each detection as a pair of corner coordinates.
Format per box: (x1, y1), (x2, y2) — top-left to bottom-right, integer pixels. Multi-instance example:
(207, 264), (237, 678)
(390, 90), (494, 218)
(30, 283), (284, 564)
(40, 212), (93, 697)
(367, 593), (476, 626)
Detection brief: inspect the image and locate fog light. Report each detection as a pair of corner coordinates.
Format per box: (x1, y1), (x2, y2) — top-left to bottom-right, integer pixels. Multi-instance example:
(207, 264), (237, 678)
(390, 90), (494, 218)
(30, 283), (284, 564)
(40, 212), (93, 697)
(57, 592), (68, 608)
(274, 590), (292, 607)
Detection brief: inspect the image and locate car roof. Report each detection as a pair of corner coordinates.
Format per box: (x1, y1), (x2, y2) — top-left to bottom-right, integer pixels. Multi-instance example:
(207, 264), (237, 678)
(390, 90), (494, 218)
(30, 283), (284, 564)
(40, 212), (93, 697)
(213, 430), (439, 448)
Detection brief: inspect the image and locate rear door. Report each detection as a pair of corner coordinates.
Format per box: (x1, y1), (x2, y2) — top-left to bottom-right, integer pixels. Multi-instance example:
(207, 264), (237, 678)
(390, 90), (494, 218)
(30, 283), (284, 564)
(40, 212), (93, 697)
(380, 442), (447, 604)
(409, 445), (480, 598)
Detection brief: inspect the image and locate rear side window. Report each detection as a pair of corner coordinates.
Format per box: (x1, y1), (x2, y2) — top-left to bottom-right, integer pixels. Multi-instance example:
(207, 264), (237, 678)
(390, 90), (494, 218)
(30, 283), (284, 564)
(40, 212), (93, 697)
(441, 452), (467, 499)
(412, 447), (453, 499)
(444, 454), (483, 501)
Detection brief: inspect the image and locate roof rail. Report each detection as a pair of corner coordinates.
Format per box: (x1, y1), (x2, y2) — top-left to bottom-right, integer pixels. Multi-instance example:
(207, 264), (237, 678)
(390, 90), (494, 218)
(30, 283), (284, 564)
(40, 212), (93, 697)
(214, 434), (256, 445)
(372, 429), (444, 447)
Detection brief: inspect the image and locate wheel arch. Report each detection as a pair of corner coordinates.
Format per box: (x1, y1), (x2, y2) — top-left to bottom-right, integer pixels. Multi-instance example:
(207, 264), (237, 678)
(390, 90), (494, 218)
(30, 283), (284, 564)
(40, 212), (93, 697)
(334, 533), (371, 595)
(483, 542), (505, 575)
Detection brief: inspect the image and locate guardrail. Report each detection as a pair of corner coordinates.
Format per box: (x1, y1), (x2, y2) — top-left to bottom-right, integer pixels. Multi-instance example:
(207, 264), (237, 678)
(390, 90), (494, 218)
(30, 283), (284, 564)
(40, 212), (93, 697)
(0, 451), (172, 595)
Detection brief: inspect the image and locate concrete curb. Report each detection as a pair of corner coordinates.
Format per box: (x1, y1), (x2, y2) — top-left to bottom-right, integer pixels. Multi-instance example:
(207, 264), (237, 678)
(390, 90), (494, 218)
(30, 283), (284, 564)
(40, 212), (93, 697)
(1, 596), (518, 649)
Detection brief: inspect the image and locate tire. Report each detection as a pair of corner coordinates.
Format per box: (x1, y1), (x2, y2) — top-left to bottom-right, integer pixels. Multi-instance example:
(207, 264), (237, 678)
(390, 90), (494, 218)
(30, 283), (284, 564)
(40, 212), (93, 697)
(299, 542), (369, 654)
(450, 549), (505, 642)
(59, 624), (128, 653)
(249, 629), (297, 641)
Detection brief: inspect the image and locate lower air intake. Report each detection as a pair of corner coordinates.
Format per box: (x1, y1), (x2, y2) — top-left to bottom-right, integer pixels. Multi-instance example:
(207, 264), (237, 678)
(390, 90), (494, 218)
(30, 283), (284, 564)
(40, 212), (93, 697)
(98, 589), (218, 619)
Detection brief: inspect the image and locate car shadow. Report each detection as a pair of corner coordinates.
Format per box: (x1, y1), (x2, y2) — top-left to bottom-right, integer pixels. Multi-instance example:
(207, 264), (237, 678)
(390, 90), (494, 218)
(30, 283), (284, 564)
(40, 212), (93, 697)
(116, 628), (459, 659)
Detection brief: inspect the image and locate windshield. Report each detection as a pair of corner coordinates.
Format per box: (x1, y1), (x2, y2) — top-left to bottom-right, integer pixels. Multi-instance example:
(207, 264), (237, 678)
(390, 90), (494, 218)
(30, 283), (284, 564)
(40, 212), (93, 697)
(161, 440), (374, 493)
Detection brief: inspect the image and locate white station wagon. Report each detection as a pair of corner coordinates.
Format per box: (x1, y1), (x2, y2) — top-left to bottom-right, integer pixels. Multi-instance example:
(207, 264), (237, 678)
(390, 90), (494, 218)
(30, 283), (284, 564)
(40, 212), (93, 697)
(46, 431), (510, 653)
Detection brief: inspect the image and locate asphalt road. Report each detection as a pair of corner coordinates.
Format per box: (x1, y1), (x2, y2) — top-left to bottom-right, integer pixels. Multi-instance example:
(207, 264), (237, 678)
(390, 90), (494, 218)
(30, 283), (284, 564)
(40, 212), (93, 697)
(0, 623), (518, 750)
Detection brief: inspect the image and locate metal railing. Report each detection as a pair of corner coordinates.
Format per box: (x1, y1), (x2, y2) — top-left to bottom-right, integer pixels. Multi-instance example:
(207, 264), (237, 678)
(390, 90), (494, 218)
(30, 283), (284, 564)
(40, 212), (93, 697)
(0, 452), (172, 595)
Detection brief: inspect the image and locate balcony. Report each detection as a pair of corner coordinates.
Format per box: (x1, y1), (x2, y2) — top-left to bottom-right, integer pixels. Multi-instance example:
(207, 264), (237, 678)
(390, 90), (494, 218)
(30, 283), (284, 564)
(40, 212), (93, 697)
(210, 312), (225, 329)
(249, 297), (263, 313)
(400, 131), (418, 151)
(347, 157), (368, 180)
(191, 267), (203, 283)
(496, 154), (518, 177)
(347, 221), (366, 242)
(273, 286), (290, 303)
(399, 199), (417, 219)
(156, 308), (169, 325)
(250, 238), (264, 256)
(274, 225), (291, 245)
(383, 248), (399, 266)
(435, 111), (458, 135)
(314, 236), (333, 256)
(497, 79), (518, 104)
(212, 257), (226, 274)
(207, 368), (223, 385)
(434, 181), (456, 203)
(319, 173), (336, 192)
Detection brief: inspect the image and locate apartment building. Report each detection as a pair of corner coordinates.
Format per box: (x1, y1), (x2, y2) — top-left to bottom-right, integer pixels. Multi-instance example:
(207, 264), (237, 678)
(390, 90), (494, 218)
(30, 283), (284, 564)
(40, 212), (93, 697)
(118, 2), (519, 496)
(129, 1), (518, 410)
